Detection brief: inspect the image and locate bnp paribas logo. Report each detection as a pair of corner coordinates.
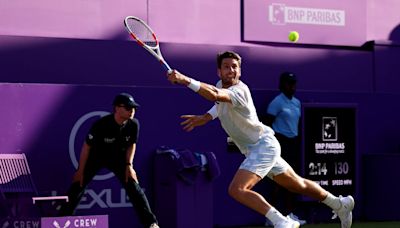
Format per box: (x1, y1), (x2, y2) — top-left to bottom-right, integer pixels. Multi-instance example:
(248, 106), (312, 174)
(268, 3), (346, 26)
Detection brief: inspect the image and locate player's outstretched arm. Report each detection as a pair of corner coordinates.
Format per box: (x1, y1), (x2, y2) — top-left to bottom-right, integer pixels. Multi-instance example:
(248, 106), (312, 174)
(180, 113), (213, 132)
(167, 70), (231, 103)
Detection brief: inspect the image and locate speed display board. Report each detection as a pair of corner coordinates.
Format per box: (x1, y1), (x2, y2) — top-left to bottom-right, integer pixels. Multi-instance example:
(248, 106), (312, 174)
(302, 104), (356, 197)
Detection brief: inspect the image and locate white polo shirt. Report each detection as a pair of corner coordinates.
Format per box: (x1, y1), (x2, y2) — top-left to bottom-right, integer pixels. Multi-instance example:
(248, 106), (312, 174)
(209, 80), (275, 155)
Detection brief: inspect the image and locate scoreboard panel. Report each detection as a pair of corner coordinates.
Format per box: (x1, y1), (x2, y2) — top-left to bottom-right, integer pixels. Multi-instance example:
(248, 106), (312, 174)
(302, 104), (356, 197)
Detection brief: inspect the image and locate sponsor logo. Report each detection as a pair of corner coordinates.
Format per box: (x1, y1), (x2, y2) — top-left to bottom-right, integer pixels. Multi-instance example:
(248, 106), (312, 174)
(77, 188), (131, 209)
(322, 117), (337, 141)
(103, 138), (115, 143)
(314, 116), (345, 154)
(269, 3), (345, 26)
(52, 220), (70, 228)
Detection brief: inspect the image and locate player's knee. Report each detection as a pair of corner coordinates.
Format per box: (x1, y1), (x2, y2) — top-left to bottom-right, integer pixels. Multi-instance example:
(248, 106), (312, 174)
(228, 183), (244, 199)
(228, 184), (237, 198)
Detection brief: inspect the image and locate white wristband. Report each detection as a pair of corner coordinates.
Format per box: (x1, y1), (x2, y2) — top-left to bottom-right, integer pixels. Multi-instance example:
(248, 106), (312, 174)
(207, 104), (218, 120)
(187, 78), (201, 92)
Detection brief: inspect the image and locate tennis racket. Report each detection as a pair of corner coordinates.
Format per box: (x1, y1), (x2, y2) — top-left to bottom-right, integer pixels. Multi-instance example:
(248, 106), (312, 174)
(124, 16), (172, 72)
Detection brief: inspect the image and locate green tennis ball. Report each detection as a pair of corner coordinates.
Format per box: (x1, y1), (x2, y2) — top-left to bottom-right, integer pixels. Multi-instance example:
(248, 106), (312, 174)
(288, 31), (299, 42)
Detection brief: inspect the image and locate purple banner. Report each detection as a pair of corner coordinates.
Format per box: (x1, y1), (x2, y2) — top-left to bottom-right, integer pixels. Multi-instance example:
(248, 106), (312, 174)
(244, 0), (367, 46)
(41, 215), (108, 228)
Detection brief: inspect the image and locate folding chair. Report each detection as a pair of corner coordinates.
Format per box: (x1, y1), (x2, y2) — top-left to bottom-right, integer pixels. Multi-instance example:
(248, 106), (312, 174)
(0, 153), (38, 218)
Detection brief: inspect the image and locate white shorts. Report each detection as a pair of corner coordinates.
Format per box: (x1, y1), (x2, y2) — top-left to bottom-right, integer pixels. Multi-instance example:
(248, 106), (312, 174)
(239, 134), (292, 179)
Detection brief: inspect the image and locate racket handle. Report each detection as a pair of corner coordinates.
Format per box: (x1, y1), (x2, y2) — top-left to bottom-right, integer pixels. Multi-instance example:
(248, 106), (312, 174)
(161, 60), (172, 72)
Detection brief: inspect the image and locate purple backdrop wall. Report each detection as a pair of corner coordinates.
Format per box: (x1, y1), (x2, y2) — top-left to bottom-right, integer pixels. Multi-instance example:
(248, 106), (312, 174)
(1, 0), (399, 45)
(1, 35), (400, 226)
(1, 0), (400, 227)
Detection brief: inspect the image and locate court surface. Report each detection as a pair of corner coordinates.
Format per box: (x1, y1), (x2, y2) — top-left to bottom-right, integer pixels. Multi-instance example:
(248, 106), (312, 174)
(226, 221), (400, 228)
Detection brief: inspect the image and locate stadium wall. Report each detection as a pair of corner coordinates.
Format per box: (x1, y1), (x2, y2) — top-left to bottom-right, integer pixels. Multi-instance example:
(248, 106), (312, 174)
(1, 0), (399, 226)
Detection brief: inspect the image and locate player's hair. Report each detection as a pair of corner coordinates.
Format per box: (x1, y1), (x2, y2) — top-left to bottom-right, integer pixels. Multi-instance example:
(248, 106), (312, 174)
(217, 51), (242, 68)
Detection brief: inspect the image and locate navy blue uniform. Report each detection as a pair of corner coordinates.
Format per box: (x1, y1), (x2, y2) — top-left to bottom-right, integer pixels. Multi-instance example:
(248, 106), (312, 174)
(86, 114), (139, 165)
(60, 114), (157, 227)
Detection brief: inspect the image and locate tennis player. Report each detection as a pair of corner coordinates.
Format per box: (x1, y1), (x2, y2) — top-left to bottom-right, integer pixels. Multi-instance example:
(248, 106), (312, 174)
(167, 51), (354, 228)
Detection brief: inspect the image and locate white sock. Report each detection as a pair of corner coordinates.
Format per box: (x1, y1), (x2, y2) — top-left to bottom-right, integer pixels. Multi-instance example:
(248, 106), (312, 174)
(322, 192), (341, 210)
(265, 207), (286, 225)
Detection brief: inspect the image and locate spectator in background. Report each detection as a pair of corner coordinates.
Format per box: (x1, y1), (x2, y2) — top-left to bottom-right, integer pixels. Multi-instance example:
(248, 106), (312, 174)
(264, 72), (305, 225)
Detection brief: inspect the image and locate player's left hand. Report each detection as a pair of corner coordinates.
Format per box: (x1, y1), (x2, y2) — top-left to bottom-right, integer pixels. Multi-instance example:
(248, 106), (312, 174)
(180, 114), (211, 131)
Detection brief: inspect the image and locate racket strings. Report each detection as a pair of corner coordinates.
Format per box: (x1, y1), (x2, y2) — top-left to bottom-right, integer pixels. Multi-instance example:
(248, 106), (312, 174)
(126, 19), (157, 47)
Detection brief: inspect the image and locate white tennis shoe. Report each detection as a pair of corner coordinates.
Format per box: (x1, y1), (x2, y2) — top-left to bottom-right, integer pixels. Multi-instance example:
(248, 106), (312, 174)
(274, 215), (300, 228)
(332, 195), (355, 228)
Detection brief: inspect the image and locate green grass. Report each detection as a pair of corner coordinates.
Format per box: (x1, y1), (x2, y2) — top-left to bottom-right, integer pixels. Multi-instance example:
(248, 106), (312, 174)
(302, 222), (400, 228)
(237, 221), (400, 228)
